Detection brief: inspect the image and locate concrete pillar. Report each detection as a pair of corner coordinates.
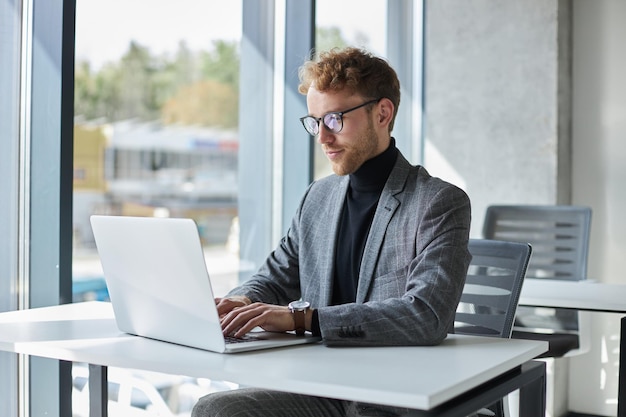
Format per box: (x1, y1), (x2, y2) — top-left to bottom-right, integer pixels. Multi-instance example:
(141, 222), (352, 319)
(423, 2), (573, 416)
(423, 0), (572, 237)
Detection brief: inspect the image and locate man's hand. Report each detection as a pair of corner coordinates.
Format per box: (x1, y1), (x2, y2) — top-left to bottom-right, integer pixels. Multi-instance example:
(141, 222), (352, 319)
(215, 296), (252, 317)
(219, 302), (295, 338)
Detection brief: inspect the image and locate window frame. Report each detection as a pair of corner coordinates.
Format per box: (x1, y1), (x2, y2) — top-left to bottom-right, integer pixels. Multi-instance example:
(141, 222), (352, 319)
(0, 0), (23, 414)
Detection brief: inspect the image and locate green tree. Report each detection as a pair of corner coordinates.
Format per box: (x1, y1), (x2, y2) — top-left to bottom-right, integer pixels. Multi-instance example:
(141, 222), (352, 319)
(74, 39), (241, 127)
(74, 60), (97, 120)
(162, 40), (240, 127)
(162, 79), (238, 128)
(200, 40), (240, 90)
(116, 41), (161, 120)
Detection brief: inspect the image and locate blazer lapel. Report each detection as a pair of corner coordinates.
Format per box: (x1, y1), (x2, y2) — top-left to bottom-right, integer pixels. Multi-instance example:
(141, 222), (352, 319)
(355, 155), (410, 303)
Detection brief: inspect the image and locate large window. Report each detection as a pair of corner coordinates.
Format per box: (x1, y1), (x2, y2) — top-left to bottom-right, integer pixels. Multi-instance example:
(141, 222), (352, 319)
(0, 0), (423, 415)
(72, 1), (245, 414)
(73, 0), (244, 303)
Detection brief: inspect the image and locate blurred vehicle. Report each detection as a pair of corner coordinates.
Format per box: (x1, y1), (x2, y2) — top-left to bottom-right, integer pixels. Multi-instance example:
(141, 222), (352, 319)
(72, 364), (231, 417)
(72, 275), (109, 302)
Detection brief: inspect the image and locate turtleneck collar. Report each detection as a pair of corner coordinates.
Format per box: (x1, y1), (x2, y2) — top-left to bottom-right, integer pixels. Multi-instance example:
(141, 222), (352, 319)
(349, 138), (398, 193)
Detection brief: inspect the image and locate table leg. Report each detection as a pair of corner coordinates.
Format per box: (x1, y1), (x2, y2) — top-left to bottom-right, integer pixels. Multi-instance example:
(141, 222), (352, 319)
(619, 316), (625, 417)
(88, 364), (108, 417)
(519, 361), (546, 417)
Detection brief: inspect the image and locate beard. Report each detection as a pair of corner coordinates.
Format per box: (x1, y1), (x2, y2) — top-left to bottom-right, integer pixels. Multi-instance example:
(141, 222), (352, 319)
(328, 121), (379, 176)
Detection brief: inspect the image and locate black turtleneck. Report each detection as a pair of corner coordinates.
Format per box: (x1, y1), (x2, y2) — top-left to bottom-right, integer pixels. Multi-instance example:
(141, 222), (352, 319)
(331, 139), (398, 305)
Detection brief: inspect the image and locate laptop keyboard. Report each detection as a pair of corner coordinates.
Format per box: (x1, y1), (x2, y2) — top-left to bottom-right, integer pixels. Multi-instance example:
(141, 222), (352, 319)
(225, 334), (262, 344)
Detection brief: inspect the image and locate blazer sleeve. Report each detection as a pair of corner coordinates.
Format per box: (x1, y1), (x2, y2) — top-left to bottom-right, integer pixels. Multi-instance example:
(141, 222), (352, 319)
(224, 183), (316, 305)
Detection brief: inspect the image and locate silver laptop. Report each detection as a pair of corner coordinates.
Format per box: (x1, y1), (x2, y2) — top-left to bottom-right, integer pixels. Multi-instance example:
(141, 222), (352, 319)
(90, 215), (320, 353)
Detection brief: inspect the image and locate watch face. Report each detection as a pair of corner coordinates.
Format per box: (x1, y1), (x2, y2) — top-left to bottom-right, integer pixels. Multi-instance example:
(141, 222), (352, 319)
(290, 300), (310, 310)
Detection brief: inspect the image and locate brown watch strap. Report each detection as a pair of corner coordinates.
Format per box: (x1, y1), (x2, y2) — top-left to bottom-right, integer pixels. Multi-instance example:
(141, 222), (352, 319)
(293, 309), (305, 336)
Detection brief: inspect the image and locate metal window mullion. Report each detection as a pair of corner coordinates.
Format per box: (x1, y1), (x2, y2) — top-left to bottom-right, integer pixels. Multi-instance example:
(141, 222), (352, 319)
(412, 0), (425, 165)
(385, 0), (425, 165)
(281, 0), (314, 235)
(18, 0), (33, 315)
(272, 0), (286, 244)
(17, 0), (34, 416)
(239, 0), (276, 279)
(386, 0), (414, 160)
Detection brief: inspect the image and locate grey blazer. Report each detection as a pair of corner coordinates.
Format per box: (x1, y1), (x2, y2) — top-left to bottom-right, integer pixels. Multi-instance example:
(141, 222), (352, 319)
(228, 151), (472, 347)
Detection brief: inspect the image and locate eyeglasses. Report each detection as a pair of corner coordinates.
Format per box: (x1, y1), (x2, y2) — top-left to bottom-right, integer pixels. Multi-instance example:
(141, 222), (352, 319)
(299, 98), (381, 136)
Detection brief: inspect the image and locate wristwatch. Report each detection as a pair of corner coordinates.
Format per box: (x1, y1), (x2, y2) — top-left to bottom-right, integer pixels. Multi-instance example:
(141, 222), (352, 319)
(288, 300), (310, 336)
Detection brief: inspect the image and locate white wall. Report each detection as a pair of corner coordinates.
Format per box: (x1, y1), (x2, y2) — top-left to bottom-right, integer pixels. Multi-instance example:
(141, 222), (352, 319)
(570, 1), (626, 415)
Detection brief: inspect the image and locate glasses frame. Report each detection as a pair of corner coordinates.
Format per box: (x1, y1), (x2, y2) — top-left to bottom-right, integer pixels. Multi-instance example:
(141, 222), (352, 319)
(299, 98), (382, 136)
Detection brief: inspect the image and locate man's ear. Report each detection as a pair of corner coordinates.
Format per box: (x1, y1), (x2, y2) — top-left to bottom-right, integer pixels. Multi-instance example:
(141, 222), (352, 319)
(377, 98), (394, 128)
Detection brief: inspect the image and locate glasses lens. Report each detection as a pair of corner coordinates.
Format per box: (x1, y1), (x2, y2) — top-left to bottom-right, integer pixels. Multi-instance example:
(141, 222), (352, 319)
(301, 117), (319, 136)
(323, 113), (343, 133)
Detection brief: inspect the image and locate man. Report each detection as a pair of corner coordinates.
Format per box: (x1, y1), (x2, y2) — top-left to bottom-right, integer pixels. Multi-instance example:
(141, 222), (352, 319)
(193, 47), (472, 417)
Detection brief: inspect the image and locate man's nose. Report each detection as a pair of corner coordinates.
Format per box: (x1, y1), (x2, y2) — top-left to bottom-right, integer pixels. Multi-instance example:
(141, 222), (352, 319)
(317, 125), (335, 144)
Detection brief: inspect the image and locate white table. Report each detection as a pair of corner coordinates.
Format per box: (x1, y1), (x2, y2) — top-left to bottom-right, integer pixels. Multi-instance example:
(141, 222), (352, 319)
(0, 302), (548, 417)
(519, 278), (626, 417)
(520, 279), (626, 313)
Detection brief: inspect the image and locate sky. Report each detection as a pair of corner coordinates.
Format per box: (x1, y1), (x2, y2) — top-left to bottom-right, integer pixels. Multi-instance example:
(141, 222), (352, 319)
(75, 0), (243, 68)
(75, 0), (385, 69)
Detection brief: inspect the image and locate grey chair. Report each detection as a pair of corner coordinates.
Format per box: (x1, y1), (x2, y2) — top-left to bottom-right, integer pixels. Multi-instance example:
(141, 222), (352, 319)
(455, 239), (532, 337)
(454, 238), (532, 417)
(482, 205), (592, 358)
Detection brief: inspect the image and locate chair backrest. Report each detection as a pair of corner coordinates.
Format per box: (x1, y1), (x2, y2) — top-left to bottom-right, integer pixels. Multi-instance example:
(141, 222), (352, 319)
(483, 205), (591, 281)
(454, 239), (532, 338)
(482, 205), (592, 355)
(454, 239), (532, 417)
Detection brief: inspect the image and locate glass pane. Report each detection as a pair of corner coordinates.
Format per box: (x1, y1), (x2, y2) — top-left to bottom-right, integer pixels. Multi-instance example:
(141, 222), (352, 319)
(73, 1), (243, 414)
(314, 0), (388, 180)
(73, 0), (242, 300)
